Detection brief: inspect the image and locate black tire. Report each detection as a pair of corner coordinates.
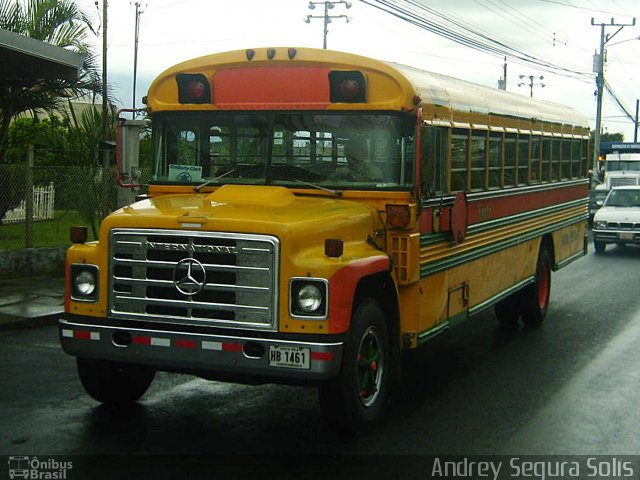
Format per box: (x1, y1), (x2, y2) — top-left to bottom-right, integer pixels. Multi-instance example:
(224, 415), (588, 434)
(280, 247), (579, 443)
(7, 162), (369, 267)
(76, 358), (155, 405)
(594, 240), (606, 254)
(521, 247), (552, 327)
(318, 298), (391, 437)
(494, 293), (521, 328)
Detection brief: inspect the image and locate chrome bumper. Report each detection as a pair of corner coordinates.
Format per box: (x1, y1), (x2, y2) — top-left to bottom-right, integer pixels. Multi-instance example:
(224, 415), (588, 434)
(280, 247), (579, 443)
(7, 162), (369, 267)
(59, 318), (343, 381)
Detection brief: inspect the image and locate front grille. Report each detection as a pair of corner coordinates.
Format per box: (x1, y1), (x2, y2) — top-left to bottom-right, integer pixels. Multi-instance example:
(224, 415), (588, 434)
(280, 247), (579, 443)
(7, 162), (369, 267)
(109, 229), (279, 331)
(610, 178), (638, 187)
(606, 222), (640, 230)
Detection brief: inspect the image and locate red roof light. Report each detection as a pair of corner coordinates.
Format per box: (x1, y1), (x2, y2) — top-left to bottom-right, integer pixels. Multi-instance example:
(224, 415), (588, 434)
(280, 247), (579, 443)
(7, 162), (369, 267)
(329, 71), (366, 103)
(176, 73), (211, 104)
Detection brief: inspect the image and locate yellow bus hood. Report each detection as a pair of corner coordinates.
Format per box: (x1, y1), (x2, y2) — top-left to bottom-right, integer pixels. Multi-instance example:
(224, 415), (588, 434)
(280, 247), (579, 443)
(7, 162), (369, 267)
(103, 185), (379, 245)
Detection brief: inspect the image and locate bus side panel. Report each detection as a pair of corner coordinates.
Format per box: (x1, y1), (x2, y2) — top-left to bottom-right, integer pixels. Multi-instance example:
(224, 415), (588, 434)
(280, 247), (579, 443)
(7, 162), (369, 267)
(551, 221), (588, 268)
(416, 238), (540, 343)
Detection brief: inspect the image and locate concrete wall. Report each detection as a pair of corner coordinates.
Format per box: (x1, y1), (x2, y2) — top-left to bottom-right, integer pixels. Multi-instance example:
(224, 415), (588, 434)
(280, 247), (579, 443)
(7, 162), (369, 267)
(0, 247), (66, 277)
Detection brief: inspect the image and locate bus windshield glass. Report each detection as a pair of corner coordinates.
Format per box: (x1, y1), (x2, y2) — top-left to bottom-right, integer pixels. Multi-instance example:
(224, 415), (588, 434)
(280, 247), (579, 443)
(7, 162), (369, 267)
(151, 112), (415, 190)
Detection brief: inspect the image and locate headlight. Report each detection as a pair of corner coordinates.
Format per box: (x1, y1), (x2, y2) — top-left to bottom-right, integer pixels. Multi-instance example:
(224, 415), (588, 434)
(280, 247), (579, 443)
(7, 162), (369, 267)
(290, 278), (328, 319)
(594, 220), (607, 229)
(71, 265), (99, 302)
(298, 285), (322, 312)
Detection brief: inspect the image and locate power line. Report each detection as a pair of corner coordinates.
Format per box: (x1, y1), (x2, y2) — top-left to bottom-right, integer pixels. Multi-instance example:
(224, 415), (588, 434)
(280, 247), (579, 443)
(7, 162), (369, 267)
(360, 0), (592, 80)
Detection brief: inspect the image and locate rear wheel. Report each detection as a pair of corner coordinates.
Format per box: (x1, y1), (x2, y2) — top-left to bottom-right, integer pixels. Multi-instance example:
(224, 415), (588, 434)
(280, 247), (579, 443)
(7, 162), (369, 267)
(494, 294), (520, 328)
(76, 358), (155, 405)
(521, 247), (552, 327)
(319, 298), (391, 437)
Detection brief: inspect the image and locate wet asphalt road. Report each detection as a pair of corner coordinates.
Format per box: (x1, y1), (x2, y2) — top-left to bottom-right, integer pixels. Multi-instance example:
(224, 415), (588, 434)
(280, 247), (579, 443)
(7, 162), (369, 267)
(1, 244), (640, 476)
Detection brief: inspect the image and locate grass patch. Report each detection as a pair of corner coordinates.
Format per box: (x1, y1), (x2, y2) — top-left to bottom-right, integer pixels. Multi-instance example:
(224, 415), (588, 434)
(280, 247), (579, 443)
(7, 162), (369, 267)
(0, 210), (92, 250)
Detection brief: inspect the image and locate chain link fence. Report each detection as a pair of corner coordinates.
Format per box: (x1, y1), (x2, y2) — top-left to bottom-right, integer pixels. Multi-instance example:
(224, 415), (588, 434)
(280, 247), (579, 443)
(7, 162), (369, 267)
(0, 164), (149, 251)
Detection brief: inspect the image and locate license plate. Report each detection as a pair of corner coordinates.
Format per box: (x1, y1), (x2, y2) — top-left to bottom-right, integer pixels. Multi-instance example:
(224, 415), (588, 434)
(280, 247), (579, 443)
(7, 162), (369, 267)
(269, 346), (310, 369)
(619, 232), (634, 241)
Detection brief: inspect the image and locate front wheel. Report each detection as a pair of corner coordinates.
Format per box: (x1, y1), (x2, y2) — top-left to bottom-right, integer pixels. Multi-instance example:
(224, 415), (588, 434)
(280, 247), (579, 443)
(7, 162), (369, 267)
(76, 358), (155, 405)
(593, 239), (606, 254)
(521, 248), (552, 327)
(319, 298), (391, 437)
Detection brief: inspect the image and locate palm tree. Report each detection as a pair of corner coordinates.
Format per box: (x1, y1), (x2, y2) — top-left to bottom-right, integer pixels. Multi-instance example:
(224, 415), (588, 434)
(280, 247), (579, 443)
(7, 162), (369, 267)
(0, 0), (102, 165)
(0, 0), (103, 223)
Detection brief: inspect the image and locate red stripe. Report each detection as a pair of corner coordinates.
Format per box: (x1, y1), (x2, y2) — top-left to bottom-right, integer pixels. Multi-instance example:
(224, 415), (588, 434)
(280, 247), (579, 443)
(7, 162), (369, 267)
(132, 336), (151, 345)
(311, 351), (334, 361)
(74, 330), (91, 340)
(175, 339), (197, 349)
(222, 343), (243, 353)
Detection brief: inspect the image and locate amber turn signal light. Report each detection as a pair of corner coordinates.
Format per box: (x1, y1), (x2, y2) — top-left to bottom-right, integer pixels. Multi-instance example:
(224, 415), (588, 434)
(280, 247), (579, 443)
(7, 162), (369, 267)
(325, 238), (344, 258)
(70, 226), (88, 244)
(386, 204), (411, 229)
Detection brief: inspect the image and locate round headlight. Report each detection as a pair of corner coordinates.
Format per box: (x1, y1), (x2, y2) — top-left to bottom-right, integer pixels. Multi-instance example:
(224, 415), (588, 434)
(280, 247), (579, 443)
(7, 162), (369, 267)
(74, 270), (96, 296)
(297, 284), (322, 313)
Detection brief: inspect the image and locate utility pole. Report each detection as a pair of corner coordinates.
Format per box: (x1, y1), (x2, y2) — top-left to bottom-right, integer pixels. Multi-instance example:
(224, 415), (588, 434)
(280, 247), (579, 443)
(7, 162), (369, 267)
(591, 17), (636, 172)
(635, 99), (639, 143)
(305, 1), (352, 49)
(100, 0), (108, 144)
(518, 74), (545, 97)
(132, 2), (144, 114)
(498, 57), (507, 90)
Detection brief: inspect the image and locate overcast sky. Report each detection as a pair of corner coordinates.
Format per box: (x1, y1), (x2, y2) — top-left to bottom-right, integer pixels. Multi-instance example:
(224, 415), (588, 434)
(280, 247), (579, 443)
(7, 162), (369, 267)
(79, 0), (639, 141)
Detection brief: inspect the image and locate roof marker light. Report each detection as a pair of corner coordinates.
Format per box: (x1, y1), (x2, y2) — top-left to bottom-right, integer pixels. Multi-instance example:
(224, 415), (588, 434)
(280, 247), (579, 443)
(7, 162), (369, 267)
(246, 49), (256, 61)
(288, 48), (297, 60)
(267, 48), (277, 60)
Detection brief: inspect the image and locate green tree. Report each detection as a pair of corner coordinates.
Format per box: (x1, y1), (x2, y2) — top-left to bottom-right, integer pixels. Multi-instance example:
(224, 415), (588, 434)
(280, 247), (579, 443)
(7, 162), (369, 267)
(0, 0), (103, 223)
(46, 105), (115, 239)
(591, 130), (624, 145)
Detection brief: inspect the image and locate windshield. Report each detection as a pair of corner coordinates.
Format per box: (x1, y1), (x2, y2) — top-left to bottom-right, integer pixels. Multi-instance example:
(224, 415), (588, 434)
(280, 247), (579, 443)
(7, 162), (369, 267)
(605, 160), (640, 172)
(604, 189), (640, 208)
(151, 112), (415, 190)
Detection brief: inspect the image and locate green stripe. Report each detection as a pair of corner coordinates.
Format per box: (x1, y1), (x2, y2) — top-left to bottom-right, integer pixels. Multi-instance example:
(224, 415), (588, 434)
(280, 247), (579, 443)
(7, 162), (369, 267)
(417, 321), (450, 345)
(420, 198), (587, 248)
(467, 276), (534, 317)
(416, 275), (535, 346)
(467, 198), (587, 236)
(420, 213), (587, 277)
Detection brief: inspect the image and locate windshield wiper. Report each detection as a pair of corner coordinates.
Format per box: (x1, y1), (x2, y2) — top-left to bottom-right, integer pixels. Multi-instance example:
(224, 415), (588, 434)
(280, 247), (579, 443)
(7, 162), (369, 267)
(194, 168), (239, 192)
(294, 179), (342, 197)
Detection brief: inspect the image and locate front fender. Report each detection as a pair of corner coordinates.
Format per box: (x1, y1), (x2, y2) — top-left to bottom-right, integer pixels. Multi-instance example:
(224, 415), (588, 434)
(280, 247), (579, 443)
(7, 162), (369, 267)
(328, 255), (390, 334)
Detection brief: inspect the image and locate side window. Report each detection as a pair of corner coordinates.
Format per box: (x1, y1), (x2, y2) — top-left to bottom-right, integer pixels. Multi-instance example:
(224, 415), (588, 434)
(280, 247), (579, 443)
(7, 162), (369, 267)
(561, 138), (572, 179)
(551, 138), (561, 180)
(530, 136), (541, 183)
(470, 131), (487, 190)
(488, 132), (503, 189)
(421, 126), (448, 196)
(581, 139), (589, 177)
(571, 138), (581, 178)
(504, 133), (517, 187)
(450, 129), (469, 192)
(517, 134), (530, 186)
(541, 137), (552, 182)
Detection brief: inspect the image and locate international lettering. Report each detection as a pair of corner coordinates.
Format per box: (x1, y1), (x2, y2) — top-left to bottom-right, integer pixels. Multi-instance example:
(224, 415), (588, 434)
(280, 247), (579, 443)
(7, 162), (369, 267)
(145, 241), (237, 254)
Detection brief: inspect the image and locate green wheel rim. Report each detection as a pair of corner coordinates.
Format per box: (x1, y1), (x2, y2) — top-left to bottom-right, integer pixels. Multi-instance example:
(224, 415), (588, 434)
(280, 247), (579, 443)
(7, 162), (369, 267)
(356, 326), (384, 407)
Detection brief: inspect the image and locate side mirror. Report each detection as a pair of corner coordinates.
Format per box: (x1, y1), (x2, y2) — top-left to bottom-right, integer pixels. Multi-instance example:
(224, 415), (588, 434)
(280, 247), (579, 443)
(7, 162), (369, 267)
(117, 117), (147, 187)
(596, 200), (604, 207)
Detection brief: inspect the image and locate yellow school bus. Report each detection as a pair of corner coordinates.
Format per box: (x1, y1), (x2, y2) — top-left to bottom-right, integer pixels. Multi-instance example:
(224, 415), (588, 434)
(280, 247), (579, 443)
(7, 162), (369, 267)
(59, 47), (589, 436)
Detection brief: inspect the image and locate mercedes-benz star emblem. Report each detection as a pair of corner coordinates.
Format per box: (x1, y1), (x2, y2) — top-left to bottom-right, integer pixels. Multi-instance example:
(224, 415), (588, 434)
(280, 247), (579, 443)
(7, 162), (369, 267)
(173, 258), (207, 296)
